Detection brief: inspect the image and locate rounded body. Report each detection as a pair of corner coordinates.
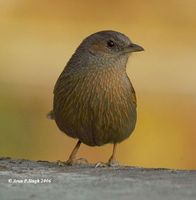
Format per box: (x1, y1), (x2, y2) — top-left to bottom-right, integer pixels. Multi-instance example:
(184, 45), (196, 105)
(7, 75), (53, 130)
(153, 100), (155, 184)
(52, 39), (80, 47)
(53, 63), (137, 146)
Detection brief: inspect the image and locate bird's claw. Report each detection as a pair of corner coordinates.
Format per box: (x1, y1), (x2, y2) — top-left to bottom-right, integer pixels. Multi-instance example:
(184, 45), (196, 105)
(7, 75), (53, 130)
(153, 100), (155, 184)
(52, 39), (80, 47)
(95, 159), (120, 168)
(57, 160), (66, 166)
(107, 159), (120, 167)
(95, 162), (108, 168)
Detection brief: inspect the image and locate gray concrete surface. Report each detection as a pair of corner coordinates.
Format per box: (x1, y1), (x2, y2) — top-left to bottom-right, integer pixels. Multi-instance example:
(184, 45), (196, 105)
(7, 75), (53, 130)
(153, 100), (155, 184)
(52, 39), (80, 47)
(0, 157), (195, 200)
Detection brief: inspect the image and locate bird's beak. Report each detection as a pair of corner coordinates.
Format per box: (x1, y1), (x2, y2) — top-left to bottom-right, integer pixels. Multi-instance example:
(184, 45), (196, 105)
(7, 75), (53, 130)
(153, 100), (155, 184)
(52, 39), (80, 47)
(124, 43), (144, 53)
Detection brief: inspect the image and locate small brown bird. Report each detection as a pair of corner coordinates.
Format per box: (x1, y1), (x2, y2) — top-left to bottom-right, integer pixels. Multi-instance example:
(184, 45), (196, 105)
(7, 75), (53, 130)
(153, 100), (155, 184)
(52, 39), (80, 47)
(48, 30), (144, 166)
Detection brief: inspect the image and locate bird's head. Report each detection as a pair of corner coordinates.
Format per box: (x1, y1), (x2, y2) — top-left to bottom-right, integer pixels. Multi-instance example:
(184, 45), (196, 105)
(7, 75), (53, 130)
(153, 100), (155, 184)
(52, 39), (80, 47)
(77, 30), (144, 60)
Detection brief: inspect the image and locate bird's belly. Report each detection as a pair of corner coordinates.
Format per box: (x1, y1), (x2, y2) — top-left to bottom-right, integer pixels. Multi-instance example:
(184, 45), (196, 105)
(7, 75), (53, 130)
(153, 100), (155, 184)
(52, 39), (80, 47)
(54, 70), (137, 146)
(56, 104), (136, 146)
(55, 89), (136, 146)
(89, 104), (137, 146)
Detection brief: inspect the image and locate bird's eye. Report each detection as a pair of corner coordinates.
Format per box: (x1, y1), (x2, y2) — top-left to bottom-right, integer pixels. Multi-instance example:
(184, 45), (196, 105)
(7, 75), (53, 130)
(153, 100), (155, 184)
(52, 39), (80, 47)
(107, 40), (115, 48)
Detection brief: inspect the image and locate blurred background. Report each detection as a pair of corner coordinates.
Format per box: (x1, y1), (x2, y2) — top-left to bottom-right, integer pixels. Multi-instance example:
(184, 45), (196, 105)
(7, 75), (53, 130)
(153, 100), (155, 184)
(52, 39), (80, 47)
(0, 0), (195, 170)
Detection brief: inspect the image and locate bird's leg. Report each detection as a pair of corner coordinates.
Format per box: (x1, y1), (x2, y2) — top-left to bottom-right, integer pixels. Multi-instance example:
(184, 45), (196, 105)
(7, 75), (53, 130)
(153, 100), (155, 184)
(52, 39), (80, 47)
(66, 140), (81, 165)
(107, 143), (119, 166)
(58, 140), (88, 166)
(95, 143), (120, 167)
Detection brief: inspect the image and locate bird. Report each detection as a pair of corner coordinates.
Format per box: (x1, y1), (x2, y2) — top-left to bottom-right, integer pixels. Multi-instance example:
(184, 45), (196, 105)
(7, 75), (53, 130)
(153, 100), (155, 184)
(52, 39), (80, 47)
(48, 30), (144, 166)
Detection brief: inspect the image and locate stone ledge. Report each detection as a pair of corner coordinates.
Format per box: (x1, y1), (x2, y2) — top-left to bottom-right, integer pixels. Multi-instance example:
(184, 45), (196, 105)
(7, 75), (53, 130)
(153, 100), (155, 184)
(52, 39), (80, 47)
(0, 157), (195, 200)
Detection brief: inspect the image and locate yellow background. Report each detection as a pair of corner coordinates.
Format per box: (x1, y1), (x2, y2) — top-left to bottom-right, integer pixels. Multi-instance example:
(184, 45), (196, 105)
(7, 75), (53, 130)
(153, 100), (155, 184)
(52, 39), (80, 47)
(0, 0), (195, 169)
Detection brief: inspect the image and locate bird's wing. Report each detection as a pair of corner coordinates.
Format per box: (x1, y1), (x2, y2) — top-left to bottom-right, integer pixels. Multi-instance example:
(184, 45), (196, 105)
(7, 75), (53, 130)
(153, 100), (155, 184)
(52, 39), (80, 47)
(131, 86), (137, 107)
(126, 74), (137, 108)
(47, 71), (67, 120)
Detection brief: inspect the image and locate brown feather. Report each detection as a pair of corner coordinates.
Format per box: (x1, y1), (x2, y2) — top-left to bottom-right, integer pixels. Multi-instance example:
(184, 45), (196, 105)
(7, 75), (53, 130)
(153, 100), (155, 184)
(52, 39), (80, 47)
(53, 65), (137, 146)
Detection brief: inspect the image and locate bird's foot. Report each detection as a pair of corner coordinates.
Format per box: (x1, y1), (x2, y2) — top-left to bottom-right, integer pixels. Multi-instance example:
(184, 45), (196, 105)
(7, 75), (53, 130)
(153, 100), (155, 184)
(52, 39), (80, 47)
(57, 158), (89, 166)
(95, 162), (108, 168)
(57, 160), (66, 166)
(95, 159), (120, 168)
(107, 158), (120, 167)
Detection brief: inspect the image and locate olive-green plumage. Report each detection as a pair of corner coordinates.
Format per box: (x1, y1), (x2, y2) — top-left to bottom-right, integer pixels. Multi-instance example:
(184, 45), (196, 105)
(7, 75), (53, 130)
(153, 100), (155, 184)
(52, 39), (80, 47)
(49, 30), (144, 149)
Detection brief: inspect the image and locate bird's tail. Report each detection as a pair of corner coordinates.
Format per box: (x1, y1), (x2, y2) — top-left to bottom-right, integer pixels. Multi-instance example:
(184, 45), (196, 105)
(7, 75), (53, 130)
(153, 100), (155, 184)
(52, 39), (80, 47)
(47, 110), (55, 120)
